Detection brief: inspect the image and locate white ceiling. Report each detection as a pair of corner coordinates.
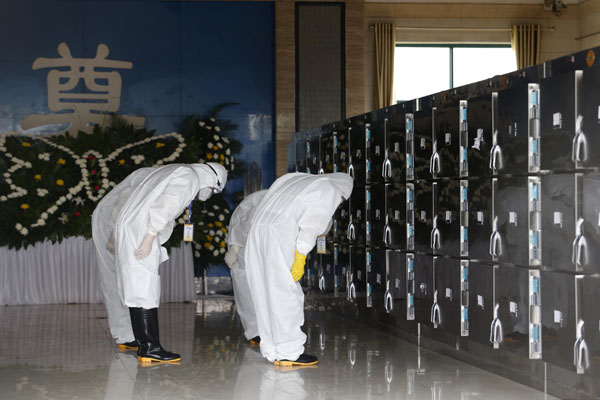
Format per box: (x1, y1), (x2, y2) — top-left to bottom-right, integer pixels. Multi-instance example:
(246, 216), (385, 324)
(364, 0), (579, 4)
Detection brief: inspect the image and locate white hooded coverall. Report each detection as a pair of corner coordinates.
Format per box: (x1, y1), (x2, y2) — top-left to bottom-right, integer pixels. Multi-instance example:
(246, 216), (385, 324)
(244, 173), (353, 362)
(227, 189), (267, 340)
(114, 163), (227, 309)
(92, 167), (156, 343)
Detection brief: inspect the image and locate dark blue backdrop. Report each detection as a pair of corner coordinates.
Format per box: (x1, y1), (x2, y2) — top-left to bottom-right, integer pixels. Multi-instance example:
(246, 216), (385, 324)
(0, 0), (276, 195)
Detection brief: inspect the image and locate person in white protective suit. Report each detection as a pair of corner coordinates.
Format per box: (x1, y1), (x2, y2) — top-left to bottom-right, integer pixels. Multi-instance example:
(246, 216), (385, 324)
(113, 162), (227, 364)
(223, 189), (268, 345)
(244, 172), (353, 366)
(92, 167), (156, 351)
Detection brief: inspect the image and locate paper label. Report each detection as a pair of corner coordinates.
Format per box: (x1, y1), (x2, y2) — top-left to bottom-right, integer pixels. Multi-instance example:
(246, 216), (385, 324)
(445, 133), (451, 145)
(375, 145), (381, 155)
(472, 128), (484, 150)
(446, 211), (453, 223)
(317, 235), (326, 254)
(377, 273), (382, 284)
(395, 278), (401, 289)
(446, 288), (452, 299)
(183, 224), (194, 242)
(477, 211), (484, 224)
(477, 295), (484, 309)
(553, 112), (562, 129)
(554, 310), (562, 324)
(510, 301), (518, 315)
(394, 142), (400, 152)
(395, 210), (400, 220)
(420, 137), (426, 149)
(421, 210), (427, 221)
(509, 212), (518, 226)
(554, 211), (563, 227)
(326, 264), (331, 273)
(357, 270), (362, 280)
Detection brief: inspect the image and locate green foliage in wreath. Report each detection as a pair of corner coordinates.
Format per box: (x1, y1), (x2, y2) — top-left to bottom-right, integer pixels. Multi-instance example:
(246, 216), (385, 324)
(0, 103), (244, 270)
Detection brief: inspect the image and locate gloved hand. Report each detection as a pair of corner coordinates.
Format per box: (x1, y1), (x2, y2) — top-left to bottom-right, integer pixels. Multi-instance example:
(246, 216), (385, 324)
(290, 251), (307, 282)
(224, 245), (240, 268)
(134, 232), (156, 260)
(106, 231), (115, 255)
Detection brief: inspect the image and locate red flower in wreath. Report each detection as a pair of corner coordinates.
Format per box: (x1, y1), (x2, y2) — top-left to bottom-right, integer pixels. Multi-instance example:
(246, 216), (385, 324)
(88, 155), (95, 161)
(74, 211), (81, 217)
(94, 185), (100, 191)
(90, 169), (97, 175)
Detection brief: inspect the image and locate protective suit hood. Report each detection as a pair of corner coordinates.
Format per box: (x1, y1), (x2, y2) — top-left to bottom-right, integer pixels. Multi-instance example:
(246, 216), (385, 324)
(318, 173), (353, 202)
(192, 162), (228, 193)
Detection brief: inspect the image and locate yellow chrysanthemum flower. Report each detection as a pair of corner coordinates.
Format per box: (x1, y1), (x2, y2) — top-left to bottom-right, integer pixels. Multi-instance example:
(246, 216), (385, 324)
(22, 142), (32, 147)
(220, 154), (225, 161)
(57, 159), (66, 165)
(208, 223), (214, 228)
(156, 142), (165, 149)
(206, 153), (212, 160)
(204, 242), (211, 249)
(220, 241), (226, 248)
(118, 159), (125, 165)
(34, 174), (42, 181)
(20, 203), (29, 210)
(215, 221), (222, 227)
(56, 179), (64, 186)
(206, 235), (213, 241)
(221, 227), (227, 233)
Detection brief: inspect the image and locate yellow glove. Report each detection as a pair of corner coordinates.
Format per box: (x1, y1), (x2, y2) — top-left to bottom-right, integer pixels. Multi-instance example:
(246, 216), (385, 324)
(291, 251), (307, 282)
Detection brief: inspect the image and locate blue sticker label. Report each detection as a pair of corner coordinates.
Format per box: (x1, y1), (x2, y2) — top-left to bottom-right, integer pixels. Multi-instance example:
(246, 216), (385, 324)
(531, 231), (539, 247)
(408, 258), (414, 270)
(531, 91), (538, 106)
(367, 129), (371, 140)
(532, 277), (539, 294)
(408, 189), (413, 201)
(462, 268), (468, 280)
(463, 228), (468, 241)
(532, 184), (538, 200)
(409, 295), (414, 306)
(462, 108), (467, 121)
(532, 138), (539, 154)
(462, 187), (468, 200)
(532, 325), (539, 341)
(408, 155), (413, 166)
(408, 225), (413, 236)
(462, 148), (467, 160)
(463, 308), (468, 320)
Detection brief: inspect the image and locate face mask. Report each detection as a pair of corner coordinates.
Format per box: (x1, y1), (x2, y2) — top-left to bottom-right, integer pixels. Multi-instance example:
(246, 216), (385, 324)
(197, 188), (213, 201)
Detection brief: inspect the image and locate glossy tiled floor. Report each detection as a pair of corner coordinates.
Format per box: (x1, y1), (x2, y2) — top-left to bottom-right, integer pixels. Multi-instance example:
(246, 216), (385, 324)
(0, 297), (557, 400)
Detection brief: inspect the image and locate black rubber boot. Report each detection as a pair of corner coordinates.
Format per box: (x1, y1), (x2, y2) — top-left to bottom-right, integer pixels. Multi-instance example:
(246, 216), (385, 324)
(129, 307), (181, 364)
(249, 336), (261, 346)
(118, 340), (139, 351)
(274, 353), (318, 366)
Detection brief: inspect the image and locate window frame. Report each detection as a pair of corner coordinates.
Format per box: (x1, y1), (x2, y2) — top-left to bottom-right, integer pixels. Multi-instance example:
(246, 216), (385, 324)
(394, 43), (513, 102)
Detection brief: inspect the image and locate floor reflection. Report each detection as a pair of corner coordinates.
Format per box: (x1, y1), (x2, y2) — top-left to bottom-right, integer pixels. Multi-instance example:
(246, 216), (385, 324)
(0, 297), (556, 399)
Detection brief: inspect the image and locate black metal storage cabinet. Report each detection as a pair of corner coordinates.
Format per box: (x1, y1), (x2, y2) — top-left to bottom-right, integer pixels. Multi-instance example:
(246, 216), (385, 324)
(286, 46), (600, 391)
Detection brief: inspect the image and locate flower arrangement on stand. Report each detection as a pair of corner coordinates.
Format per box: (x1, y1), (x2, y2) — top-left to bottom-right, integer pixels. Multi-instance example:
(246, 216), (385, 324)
(0, 103), (244, 273)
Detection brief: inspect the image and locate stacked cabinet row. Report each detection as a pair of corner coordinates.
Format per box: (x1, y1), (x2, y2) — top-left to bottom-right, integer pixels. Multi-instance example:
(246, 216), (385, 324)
(289, 47), (600, 378)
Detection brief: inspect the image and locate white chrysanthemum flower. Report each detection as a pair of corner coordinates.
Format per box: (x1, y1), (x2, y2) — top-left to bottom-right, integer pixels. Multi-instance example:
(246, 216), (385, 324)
(9, 184), (16, 190)
(15, 223), (22, 230)
(220, 247), (226, 254)
(216, 230), (223, 237)
(209, 245), (214, 251)
(212, 205), (219, 210)
(24, 162), (32, 168)
(41, 212), (48, 219)
(20, 228), (28, 236)
(37, 188), (49, 197)
(210, 117), (216, 122)
(218, 214), (225, 221)
(177, 218), (185, 224)
(217, 143), (223, 149)
(209, 230), (216, 236)
(38, 153), (51, 161)
(213, 154), (219, 160)
(198, 121), (205, 127)
(225, 149), (231, 155)
(208, 212), (215, 217)
(223, 137), (229, 144)
(213, 135), (219, 141)
(5, 178), (12, 184)
(0, 195), (7, 201)
(214, 126), (220, 132)
(101, 167), (109, 173)
(194, 251), (200, 258)
(178, 137), (185, 143)
(3, 172), (10, 178)
(66, 194), (72, 200)
(213, 250), (219, 256)
(207, 143), (213, 149)
(37, 219), (46, 226)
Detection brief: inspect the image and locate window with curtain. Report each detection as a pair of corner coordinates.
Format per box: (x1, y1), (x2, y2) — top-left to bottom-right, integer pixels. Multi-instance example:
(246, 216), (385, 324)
(394, 45), (517, 102)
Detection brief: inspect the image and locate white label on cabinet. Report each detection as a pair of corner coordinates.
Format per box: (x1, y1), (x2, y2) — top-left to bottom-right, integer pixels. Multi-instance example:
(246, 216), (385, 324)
(477, 295), (484, 308)
(421, 210), (427, 221)
(554, 211), (563, 227)
(421, 137), (426, 149)
(509, 212), (518, 226)
(553, 112), (562, 129)
(446, 288), (452, 299)
(554, 310), (562, 324)
(477, 211), (484, 224)
(510, 301), (518, 315)
(445, 133), (451, 145)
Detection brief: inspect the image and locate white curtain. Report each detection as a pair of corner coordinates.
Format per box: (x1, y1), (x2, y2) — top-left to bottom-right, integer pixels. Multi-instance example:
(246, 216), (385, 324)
(0, 237), (195, 305)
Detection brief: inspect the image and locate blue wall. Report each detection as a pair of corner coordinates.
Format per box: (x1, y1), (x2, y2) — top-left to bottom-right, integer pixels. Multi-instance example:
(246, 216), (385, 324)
(0, 0), (276, 192)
